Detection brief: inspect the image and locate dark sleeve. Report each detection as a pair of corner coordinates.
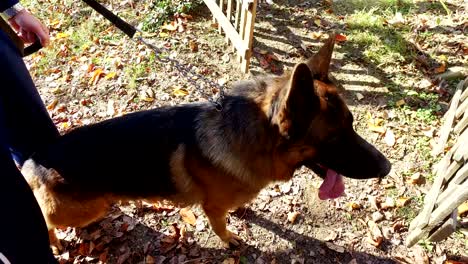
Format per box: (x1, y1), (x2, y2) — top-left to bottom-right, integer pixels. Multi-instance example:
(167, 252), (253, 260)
(0, 0), (19, 13)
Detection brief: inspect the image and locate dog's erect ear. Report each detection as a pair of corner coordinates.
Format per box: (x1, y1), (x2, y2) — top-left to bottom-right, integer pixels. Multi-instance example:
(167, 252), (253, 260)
(306, 33), (335, 81)
(274, 63), (318, 139)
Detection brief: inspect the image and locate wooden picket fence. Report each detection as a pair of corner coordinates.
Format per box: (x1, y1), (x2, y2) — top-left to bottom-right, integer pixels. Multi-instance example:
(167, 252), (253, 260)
(406, 77), (468, 247)
(203, 0), (258, 73)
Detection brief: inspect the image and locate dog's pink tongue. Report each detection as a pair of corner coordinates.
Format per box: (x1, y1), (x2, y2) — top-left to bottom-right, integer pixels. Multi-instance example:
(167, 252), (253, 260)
(318, 169), (345, 200)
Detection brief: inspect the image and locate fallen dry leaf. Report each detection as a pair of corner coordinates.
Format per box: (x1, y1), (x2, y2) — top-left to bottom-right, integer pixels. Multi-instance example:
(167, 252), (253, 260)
(266, 53), (280, 62)
(384, 129), (396, 147)
(409, 172), (423, 185)
(387, 12), (405, 27)
(367, 112), (386, 134)
(55, 32), (70, 39)
(367, 220), (384, 247)
(369, 123), (386, 134)
(104, 72), (117, 80)
(314, 18), (322, 27)
(356, 92), (364, 101)
(46, 99), (59, 110)
(287, 211), (300, 224)
(335, 33), (347, 42)
(146, 255), (156, 264)
(412, 245), (430, 264)
(180, 208), (197, 226)
(348, 201), (361, 211)
(396, 197), (411, 207)
(381, 197), (395, 210)
(89, 68), (105, 85)
(458, 201), (468, 216)
(392, 221), (405, 233)
(434, 62), (447, 74)
(223, 258), (236, 264)
(107, 100), (115, 117)
(173, 87), (189, 97)
(395, 99), (405, 107)
(372, 211), (384, 222)
(189, 40), (198, 52)
(311, 31), (323, 40)
(161, 22), (178, 31)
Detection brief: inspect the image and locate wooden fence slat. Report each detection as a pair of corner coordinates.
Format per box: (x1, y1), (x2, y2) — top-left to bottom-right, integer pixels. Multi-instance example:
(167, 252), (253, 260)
(455, 97), (468, 119)
(232, 0), (241, 52)
(453, 136), (468, 161)
(409, 153), (450, 233)
(237, 1), (247, 64)
(461, 77), (468, 101)
(437, 170), (463, 205)
(427, 210), (457, 242)
(240, 0), (257, 73)
(443, 160), (462, 182)
(451, 126), (468, 158)
(225, 0), (233, 43)
(218, 0), (224, 34)
(454, 113), (468, 135)
(203, 0), (248, 58)
(452, 163), (468, 185)
(432, 81), (464, 156)
(406, 180), (468, 247)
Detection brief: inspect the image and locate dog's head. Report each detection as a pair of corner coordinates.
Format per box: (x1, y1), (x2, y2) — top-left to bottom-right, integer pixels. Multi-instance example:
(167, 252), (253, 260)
(271, 34), (391, 199)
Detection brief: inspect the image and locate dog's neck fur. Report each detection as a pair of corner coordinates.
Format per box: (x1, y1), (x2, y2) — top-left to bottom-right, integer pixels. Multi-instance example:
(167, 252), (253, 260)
(195, 75), (311, 190)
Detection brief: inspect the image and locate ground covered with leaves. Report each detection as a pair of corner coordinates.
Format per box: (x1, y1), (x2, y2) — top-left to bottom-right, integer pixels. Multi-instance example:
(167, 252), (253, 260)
(22, 0), (467, 263)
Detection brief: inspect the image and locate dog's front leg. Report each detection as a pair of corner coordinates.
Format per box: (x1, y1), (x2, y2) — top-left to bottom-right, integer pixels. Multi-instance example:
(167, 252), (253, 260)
(203, 203), (241, 247)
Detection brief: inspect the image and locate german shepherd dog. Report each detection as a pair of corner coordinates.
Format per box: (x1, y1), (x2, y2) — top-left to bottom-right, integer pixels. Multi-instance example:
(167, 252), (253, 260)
(21, 34), (391, 249)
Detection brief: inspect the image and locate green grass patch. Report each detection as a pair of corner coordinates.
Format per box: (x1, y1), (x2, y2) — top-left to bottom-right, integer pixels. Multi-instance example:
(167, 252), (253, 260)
(334, 0), (415, 15)
(345, 7), (412, 66)
(141, 0), (203, 32)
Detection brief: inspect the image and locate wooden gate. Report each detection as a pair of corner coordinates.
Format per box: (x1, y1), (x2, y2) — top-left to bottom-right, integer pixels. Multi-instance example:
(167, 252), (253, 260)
(203, 0), (258, 73)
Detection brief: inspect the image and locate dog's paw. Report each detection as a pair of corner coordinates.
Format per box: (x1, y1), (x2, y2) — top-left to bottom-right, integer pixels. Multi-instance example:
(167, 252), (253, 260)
(221, 231), (242, 248)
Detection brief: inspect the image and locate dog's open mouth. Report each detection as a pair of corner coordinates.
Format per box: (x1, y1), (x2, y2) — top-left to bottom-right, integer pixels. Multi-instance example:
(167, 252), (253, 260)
(318, 168), (345, 200)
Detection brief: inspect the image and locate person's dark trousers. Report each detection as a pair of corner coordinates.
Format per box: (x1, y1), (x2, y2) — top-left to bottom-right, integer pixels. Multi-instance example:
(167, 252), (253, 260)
(0, 29), (58, 263)
(0, 29), (59, 165)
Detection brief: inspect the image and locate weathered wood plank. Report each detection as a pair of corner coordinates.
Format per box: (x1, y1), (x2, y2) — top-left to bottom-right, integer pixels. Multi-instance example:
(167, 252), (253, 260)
(432, 81), (464, 156)
(453, 136), (468, 161)
(461, 77), (468, 101)
(203, 0), (248, 58)
(237, 0), (247, 64)
(218, 0), (224, 33)
(406, 180), (468, 247)
(232, 0), (241, 53)
(427, 210), (457, 242)
(409, 153), (451, 232)
(225, 0), (233, 43)
(240, 0), (257, 73)
(443, 160), (462, 182)
(455, 97), (468, 119)
(454, 110), (468, 135)
(452, 163), (468, 185)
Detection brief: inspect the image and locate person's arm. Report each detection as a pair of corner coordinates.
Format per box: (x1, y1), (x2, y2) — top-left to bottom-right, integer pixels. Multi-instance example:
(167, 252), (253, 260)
(1, 1), (50, 47)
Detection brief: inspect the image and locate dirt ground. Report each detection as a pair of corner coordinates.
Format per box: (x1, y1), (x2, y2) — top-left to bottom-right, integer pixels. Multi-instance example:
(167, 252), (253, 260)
(23, 0), (467, 263)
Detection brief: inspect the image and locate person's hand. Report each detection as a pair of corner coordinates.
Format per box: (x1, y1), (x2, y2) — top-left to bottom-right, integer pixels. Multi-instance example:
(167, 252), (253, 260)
(8, 9), (50, 47)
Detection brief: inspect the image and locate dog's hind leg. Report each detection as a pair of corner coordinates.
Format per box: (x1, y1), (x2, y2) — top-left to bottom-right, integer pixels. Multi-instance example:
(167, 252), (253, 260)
(202, 203), (242, 247)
